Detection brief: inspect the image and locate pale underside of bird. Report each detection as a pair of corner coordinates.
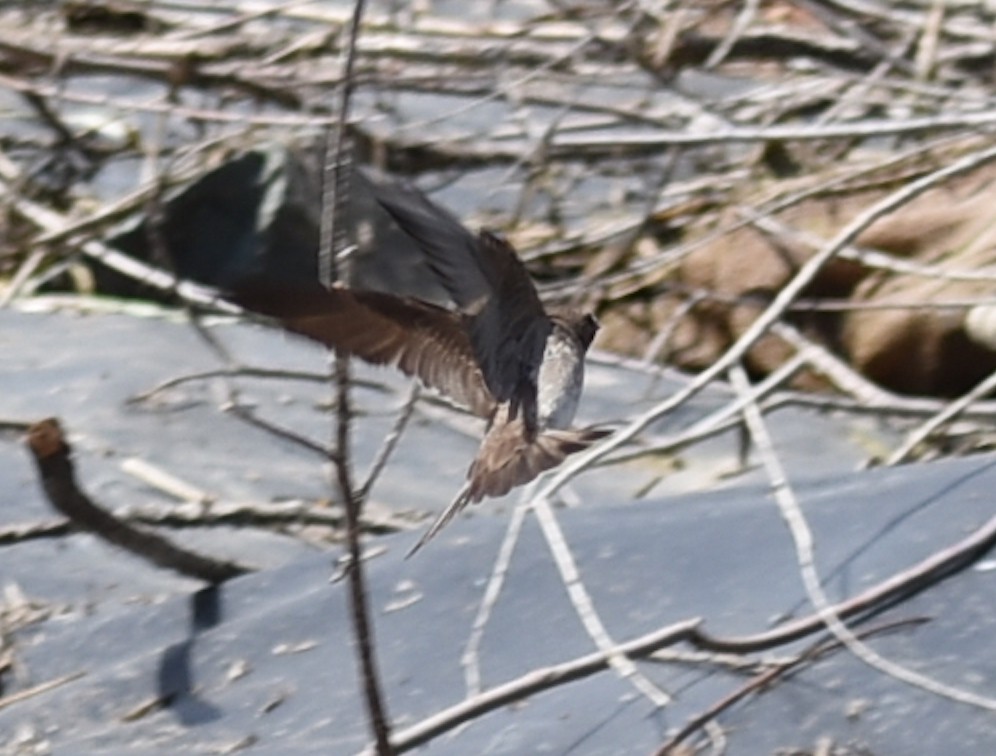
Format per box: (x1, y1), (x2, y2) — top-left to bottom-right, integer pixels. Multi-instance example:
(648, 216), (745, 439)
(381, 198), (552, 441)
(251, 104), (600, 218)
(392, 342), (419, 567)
(232, 174), (607, 554)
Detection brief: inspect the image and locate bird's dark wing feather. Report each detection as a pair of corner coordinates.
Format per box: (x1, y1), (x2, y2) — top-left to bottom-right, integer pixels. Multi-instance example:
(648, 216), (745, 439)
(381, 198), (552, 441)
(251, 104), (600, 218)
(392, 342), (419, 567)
(467, 231), (551, 429)
(365, 174), (490, 311)
(230, 281), (495, 418)
(368, 175), (551, 428)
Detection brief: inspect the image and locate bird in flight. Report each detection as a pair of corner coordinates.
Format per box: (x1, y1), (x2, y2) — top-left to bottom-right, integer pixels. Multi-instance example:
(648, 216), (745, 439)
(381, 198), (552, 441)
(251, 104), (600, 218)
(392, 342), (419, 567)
(231, 174), (608, 554)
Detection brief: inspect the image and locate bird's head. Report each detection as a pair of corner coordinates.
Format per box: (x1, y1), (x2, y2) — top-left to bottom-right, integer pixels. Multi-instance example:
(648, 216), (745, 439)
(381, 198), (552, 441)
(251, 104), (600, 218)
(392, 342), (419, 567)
(574, 312), (600, 351)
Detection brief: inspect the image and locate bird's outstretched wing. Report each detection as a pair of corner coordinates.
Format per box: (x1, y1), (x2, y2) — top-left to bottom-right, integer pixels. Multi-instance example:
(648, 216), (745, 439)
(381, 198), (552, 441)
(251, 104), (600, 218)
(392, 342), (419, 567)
(230, 281), (495, 418)
(367, 174), (551, 430)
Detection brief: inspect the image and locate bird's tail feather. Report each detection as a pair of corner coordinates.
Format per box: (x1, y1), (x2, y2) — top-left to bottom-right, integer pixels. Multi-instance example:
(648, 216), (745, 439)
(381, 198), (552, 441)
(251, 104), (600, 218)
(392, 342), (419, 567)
(406, 425), (611, 556)
(406, 482), (473, 558)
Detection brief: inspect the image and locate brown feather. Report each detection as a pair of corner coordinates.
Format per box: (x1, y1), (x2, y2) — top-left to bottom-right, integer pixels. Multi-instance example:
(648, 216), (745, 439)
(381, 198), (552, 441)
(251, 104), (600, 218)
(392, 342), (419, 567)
(369, 175), (551, 430)
(405, 422), (608, 557)
(230, 281), (495, 418)
(466, 414), (611, 501)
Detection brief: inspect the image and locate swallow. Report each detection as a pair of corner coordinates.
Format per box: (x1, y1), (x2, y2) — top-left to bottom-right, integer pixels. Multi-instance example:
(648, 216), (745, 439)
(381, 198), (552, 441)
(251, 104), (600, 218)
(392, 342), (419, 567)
(231, 175), (607, 554)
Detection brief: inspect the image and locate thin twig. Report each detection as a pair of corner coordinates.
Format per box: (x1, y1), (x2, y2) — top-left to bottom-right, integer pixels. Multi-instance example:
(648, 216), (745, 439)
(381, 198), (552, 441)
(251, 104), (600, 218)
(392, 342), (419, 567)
(381, 620), (702, 753)
(227, 403), (331, 456)
(656, 618), (929, 755)
(357, 381), (420, 504)
(0, 519), (70, 544)
(0, 670), (87, 712)
(461, 499), (530, 696)
(128, 366), (386, 404)
(607, 353), (805, 468)
(886, 366), (996, 465)
(531, 491), (672, 708)
(317, 1), (392, 753)
(0, 496), (410, 548)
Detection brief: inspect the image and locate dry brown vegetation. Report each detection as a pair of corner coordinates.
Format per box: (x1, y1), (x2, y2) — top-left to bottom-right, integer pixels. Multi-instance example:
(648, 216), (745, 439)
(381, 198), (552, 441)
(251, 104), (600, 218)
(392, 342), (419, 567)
(3, 2), (996, 414)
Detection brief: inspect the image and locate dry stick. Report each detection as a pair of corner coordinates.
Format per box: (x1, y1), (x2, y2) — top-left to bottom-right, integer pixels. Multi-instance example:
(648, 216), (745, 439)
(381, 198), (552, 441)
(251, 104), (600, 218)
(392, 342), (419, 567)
(607, 353), (806, 468)
(0, 30), (299, 107)
(504, 106), (571, 226)
(24, 418), (249, 582)
(914, 0), (946, 80)
(632, 277), (996, 320)
(0, 496), (409, 549)
(0, 519), (70, 544)
(0, 248), (45, 308)
(790, 295), (996, 312)
(648, 645), (794, 673)
(599, 338), (996, 435)
(818, 0), (986, 43)
(0, 67), (985, 162)
(704, 0), (760, 68)
(384, 619), (703, 754)
(0, 13), (987, 132)
(118, 499), (409, 534)
(770, 321), (893, 406)
(317, 1), (392, 753)
(816, 27), (917, 126)
(227, 404), (331, 457)
(357, 382), (421, 504)
(886, 366), (996, 465)
(656, 618), (929, 756)
(568, 109), (996, 149)
(530, 494), (672, 708)
(461, 497), (530, 697)
(128, 366), (362, 403)
(0, 670), (87, 712)
(171, 0), (325, 40)
(391, 25), (600, 137)
(693, 511), (996, 653)
(728, 365), (996, 711)
(642, 292), (704, 365)
(0, 71), (330, 128)
(494, 6), (659, 209)
(385, 111), (996, 163)
(133, 366), (408, 476)
(0, 70), (996, 162)
(795, 0), (917, 74)
(765, 390), (996, 425)
(121, 457), (213, 505)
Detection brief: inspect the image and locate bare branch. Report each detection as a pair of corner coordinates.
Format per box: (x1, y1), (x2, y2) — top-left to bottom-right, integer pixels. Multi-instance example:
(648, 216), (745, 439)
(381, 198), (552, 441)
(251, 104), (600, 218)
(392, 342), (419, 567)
(25, 418), (250, 583)
(317, 1), (393, 753)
